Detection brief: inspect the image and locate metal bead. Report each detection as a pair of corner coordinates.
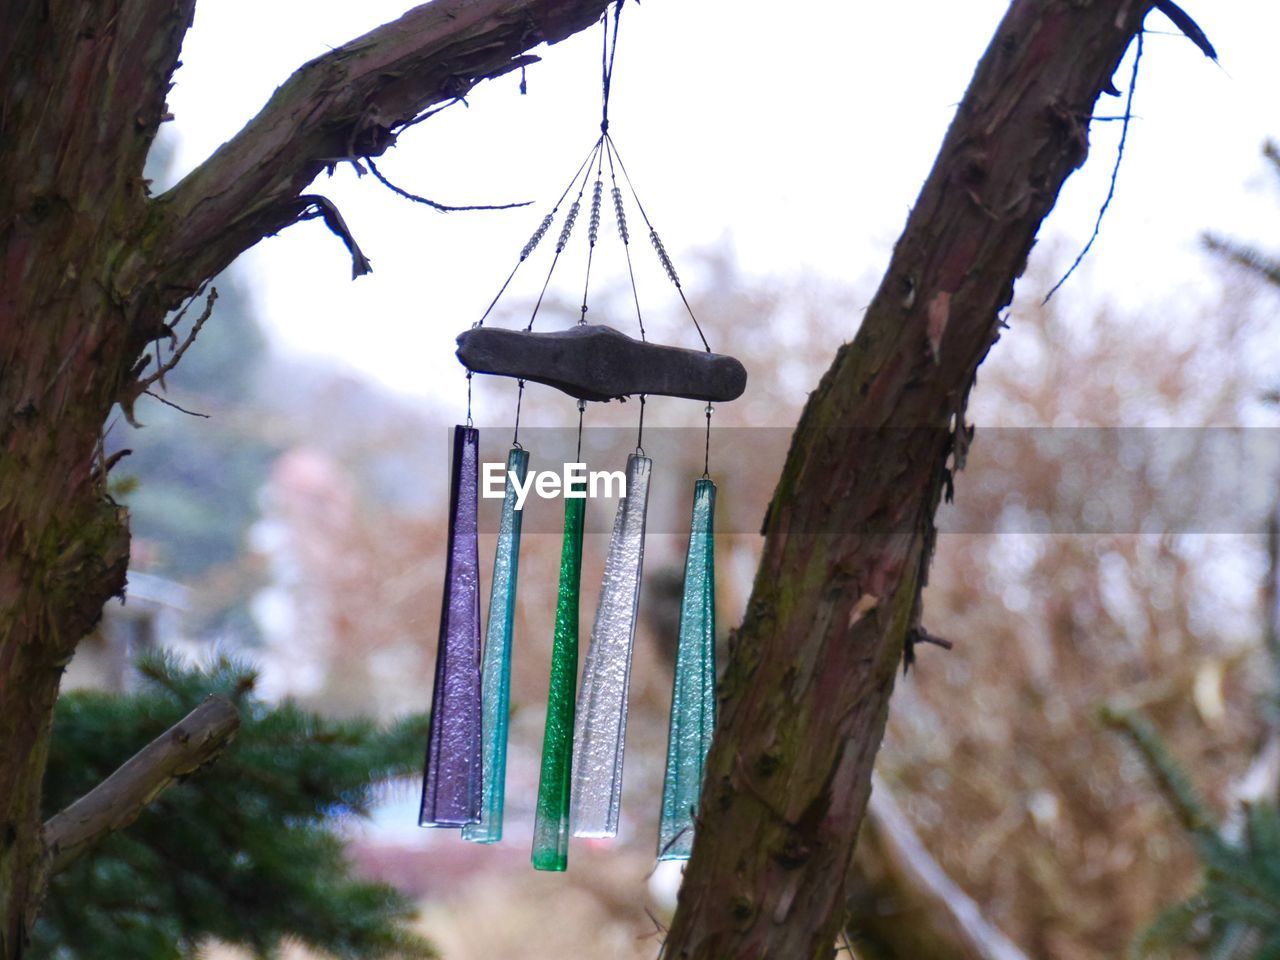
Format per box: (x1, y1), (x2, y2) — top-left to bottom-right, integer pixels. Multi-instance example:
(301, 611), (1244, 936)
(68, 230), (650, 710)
(556, 199), (581, 253)
(612, 186), (630, 244)
(589, 180), (603, 247)
(650, 228), (680, 286)
(521, 213), (554, 261)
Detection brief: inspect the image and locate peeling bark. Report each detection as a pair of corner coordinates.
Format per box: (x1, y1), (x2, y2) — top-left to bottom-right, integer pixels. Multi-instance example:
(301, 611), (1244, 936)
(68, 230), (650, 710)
(663, 2), (1162, 957)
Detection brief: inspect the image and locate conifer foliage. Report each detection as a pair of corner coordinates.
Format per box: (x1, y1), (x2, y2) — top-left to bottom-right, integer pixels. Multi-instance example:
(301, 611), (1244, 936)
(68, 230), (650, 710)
(1104, 706), (1280, 959)
(34, 656), (434, 959)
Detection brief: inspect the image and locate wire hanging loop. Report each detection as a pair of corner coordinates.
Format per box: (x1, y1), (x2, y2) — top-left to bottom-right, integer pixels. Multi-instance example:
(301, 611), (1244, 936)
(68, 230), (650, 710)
(512, 379), (526, 449)
(576, 398), (587, 462)
(635, 394), (647, 456)
(702, 403), (713, 479)
(465, 370), (474, 428)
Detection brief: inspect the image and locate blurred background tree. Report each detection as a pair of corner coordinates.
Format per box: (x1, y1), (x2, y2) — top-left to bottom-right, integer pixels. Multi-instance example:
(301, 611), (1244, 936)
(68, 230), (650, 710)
(35, 655), (434, 960)
(1084, 138), (1280, 960)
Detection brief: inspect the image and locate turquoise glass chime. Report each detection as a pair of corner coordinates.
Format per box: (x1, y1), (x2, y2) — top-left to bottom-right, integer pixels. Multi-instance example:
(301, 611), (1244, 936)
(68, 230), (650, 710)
(659, 472), (716, 859)
(419, 2), (745, 869)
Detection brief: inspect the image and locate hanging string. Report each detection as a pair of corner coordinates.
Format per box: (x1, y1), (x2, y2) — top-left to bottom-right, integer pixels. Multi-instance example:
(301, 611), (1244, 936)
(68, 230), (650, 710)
(476, 138), (602, 328)
(600, 1), (623, 136)
(636, 394), (646, 455)
(605, 139), (646, 342)
(579, 149), (606, 325)
(576, 399), (586, 461)
(606, 134), (711, 352)
(527, 138), (604, 331)
(466, 370), (474, 427)
(702, 403), (713, 478)
(512, 380), (526, 449)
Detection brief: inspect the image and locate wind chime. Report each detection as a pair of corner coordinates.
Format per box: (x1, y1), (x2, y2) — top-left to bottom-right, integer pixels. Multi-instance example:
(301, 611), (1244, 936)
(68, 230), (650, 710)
(419, 1), (746, 871)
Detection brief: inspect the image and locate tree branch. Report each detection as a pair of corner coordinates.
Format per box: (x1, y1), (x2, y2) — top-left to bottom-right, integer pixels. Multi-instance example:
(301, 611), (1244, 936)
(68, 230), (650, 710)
(664, 1), (1203, 955)
(151, 0), (614, 300)
(43, 695), (240, 876)
(847, 775), (1031, 960)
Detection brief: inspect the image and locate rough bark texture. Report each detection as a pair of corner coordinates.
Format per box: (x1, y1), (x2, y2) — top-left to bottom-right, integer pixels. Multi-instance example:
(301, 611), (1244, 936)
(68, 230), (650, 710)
(0, 0), (609, 954)
(663, 2), (1159, 957)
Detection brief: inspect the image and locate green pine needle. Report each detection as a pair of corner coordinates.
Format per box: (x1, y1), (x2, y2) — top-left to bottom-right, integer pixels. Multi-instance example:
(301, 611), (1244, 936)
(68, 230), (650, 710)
(34, 655), (435, 960)
(1104, 704), (1280, 959)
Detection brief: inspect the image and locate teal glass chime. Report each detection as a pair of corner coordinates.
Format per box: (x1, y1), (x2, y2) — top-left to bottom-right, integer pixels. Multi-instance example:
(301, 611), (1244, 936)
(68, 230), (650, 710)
(462, 446), (529, 843)
(659, 473), (717, 859)
(420, 0), (745, 868)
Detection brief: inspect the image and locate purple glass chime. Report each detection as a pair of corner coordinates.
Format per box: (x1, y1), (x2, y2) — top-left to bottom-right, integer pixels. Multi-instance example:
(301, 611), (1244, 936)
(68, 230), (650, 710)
(420, 425), (484, 827)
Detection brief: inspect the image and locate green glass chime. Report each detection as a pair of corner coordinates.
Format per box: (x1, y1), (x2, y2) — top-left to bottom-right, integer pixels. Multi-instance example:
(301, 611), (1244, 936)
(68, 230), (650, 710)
(531, 476), (587, 871)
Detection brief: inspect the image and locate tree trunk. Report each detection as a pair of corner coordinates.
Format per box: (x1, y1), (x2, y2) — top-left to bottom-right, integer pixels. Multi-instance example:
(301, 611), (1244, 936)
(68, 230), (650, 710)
(1, 4), (195, 950)
(663, 2), (1159, 957)
(0, 1), (610, 954)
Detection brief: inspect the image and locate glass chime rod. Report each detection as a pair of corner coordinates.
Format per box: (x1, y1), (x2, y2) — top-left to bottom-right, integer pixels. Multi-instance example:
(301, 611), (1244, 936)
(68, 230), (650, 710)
(570, 453), (653, 839)
(420, 425), (484, 828)
(464, 447), (529, 844)
(532, 476), (587, 871)
(658, 477), (717, 859)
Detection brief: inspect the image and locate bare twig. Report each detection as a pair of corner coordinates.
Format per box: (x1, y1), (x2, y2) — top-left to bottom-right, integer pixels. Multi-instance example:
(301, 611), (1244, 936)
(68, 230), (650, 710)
(43, 696), (240, 875)
(138, 286), (218, 393)
(1044, 30), (1145, 304)
(143, 391), (210, 419)
(365, 155), (531, 213)
(395, 95), (470, 134)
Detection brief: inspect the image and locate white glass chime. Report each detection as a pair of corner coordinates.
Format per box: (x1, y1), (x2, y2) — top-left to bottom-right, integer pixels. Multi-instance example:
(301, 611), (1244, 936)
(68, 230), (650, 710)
(418, 1), (746, 871)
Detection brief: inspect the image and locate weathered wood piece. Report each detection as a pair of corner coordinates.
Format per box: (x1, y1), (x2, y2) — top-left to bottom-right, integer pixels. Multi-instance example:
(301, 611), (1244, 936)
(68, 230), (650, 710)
(456, 324), (747, 402)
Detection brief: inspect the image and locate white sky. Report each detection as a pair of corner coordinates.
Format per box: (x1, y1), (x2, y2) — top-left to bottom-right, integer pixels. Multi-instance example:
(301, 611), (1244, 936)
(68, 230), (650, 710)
(164, 1), (1279, 402)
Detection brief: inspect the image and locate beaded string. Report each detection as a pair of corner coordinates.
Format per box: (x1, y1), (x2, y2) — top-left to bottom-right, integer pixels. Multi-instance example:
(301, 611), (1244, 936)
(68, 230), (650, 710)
(579, 148), (607, 326)
(475, 139), (602, 329)
(605, 134), (710, 353)
(527, 138), (604, 332)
